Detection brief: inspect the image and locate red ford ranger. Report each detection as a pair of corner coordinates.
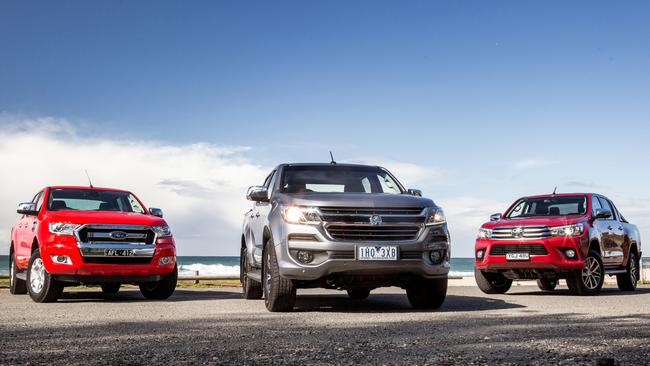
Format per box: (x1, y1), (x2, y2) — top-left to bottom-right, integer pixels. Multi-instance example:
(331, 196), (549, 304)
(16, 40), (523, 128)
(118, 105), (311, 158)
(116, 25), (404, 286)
(475, 193), (641, 295)
(8, 186), (177, 302)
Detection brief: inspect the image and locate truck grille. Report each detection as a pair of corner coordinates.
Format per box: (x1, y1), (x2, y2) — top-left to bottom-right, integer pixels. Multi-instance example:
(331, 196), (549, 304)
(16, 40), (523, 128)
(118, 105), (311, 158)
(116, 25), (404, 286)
(319, 207), (425, 224)
(491, 226), (551, 240)
(77, 225), (155, 245)
(490, 244), (548, 255)
(326, 225), (420, 241)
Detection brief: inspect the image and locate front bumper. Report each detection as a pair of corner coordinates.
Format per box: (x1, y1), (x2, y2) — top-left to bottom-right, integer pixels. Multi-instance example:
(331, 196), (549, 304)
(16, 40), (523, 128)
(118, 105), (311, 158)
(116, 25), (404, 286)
(274, 222), (451, 281)
(40, 234), (176, 277)
(474, 235), (587, 271)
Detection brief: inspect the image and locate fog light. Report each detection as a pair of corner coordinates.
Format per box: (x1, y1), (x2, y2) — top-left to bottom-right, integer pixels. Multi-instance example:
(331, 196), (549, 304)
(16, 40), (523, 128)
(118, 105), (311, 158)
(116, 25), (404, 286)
(159, 256), (173, 265)
(50, 255), (72, 265)
(429, 250), (444, 264)
(565, 249), (576, 259)
(476, 249), (485, 260)
(296, 250), (314, 264)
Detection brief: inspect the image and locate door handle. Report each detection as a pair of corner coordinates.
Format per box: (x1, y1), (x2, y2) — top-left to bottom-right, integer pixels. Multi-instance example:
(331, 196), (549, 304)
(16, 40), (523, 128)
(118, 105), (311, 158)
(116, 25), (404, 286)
(618, 226), (623, 231)
(255, 212), (260, 218)
(607, 225), (613, 231)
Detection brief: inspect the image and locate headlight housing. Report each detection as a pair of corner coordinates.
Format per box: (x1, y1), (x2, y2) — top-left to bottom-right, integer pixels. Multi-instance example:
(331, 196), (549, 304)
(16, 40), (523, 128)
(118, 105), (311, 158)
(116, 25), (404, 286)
(281, 206), (321, 225)
(425, 207), (446, 226)
(152, 225), (172, 237)
(477, 228), (492, 239)
(48, 222), (81, 236)
(549, 223), (584, 237)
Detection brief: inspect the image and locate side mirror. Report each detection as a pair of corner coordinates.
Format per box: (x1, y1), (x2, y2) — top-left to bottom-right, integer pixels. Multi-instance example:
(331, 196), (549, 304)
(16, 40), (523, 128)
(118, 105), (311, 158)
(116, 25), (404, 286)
(593, 208), (612, 219)
(17, 202), (38, 216)
(407, 188), (422, 197)
(247, 186), (269, 202)
(490, 213), (502, 221)
(149, 208), (164, 218)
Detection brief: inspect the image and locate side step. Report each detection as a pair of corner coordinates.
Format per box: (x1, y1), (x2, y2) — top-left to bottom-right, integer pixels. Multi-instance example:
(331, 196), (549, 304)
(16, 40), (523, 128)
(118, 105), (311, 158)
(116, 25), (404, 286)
(604, 268), (627, 276)
(247, 270), (262, 282)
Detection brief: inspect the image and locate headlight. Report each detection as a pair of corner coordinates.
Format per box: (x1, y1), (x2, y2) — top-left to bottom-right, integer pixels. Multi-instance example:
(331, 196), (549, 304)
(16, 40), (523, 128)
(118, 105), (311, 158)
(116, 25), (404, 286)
(425, 207), (446, 226)
(477, 228), (492, 239)
(152, 225), (172, 237)
(281, 206), (321, 225)
(48, 222), (80, 236)
(549, 223), (584, 237)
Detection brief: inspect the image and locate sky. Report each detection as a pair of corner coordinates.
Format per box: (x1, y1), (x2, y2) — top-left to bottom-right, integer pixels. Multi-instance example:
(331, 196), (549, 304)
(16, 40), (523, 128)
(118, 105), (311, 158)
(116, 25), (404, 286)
(1, 1), (649, 257)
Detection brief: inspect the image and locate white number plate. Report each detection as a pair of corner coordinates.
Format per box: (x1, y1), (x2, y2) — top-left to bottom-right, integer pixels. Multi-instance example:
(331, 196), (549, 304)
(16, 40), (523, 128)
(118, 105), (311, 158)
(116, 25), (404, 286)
(357, 246), (398, 261)
(506, 253), (530, 261)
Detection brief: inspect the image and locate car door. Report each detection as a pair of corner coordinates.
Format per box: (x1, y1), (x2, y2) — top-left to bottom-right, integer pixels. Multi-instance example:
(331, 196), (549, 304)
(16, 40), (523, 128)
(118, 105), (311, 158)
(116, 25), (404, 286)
(16, 191), (44, 266)
(596, 196), (623, 265)
(252, 170), (276, 259)
(603, 198), (626, 266)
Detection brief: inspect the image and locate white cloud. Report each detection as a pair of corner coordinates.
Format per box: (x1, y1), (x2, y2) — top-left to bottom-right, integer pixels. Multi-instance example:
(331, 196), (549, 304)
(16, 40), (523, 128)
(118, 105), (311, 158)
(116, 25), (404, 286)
(0, 115), (269, 255)
(347, 157), (447, 189)
(513, 159), (557, 169)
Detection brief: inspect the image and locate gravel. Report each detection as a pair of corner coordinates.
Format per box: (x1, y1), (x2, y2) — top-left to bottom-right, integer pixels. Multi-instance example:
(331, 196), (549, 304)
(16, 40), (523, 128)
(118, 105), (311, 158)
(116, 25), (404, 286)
(1, 284), (649, 365)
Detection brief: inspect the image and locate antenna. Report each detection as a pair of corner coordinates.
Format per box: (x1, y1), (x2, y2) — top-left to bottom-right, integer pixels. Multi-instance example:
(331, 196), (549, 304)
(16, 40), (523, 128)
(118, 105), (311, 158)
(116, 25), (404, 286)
(552, 186), (557, 195)
(85, 169), (94, 188)
(329, 151), (337, 165)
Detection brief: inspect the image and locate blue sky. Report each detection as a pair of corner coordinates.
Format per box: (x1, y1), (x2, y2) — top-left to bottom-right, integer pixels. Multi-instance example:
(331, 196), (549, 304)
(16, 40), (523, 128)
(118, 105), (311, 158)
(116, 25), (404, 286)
(1, 1), (649, 256)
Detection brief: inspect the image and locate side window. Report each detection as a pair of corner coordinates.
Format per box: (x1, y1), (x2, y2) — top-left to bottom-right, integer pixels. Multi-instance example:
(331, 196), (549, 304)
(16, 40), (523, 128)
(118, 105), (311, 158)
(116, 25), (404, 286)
(267, 171), (277, 193)
(597, 197), (615, 220)
(609, 201), (626, 223)
(591, 196), (602, 215)
(32, 191), (44, 211)
(263, 171), (275, 188)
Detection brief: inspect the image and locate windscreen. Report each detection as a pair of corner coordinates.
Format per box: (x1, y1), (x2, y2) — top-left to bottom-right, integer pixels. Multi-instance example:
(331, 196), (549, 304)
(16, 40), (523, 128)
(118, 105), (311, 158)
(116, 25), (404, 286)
(46, 188), (145, 213)
(280, 166), (403, 194)
(505, 195), (587, 218)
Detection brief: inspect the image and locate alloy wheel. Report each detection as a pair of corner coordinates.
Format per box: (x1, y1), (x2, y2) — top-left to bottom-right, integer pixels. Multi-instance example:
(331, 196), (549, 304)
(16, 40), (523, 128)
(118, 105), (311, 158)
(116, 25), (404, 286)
(582, 256), (602, 290)
(630, 255), (637, 284)
(265, 250), (272, 295)
(10, 256), (14, 287)
(30, 258), (45, 293)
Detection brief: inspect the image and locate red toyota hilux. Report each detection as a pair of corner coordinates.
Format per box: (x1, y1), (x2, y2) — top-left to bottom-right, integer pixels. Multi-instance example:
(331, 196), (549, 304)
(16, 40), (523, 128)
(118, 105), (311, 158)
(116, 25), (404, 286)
(475, 193), (641, 295)
(8, 186), (177, 302)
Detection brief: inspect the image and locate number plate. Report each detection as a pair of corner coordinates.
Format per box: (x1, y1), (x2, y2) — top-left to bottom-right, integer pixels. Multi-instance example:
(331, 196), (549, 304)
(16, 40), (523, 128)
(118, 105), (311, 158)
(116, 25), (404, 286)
(104, 249), (136, 257)
(357, 246), (398, 261)
(505, 253), (530, 261)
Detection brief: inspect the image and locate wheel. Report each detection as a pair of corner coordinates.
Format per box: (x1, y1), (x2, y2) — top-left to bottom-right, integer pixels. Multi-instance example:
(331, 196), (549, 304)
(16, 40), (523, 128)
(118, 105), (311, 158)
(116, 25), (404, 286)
(474, 268), (513, 294)
(566, 249), (604, 296)
(263, 240), (296, 312)
(406, 278), (447, 310)
(101, 283), (121, 294)
(240, 246), (262, 299)
(536, 278), (557, 291)
(139, 265), (177, 300)
(617, 251), (639, 291)
(347, 288), (371, 300)
(27, 249), (64, 303)
(9, 251), (27, 295)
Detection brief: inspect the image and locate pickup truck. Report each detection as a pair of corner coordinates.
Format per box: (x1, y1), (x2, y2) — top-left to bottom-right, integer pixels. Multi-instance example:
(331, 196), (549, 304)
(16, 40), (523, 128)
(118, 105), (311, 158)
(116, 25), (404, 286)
(9, 186), (177, 302)
(475, 193), (641, 295)
(240, 163), (450, 311)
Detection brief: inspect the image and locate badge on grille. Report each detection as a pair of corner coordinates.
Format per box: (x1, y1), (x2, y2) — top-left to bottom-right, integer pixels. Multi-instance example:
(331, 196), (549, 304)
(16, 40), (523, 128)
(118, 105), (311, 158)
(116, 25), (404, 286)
(369, 215), (382, 226)
(109, 231), (128, 240)
(511, 227), (524, 239)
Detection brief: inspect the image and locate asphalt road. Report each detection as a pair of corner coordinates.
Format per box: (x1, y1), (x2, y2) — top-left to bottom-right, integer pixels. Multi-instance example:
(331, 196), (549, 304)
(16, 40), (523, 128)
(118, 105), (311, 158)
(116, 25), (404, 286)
(1, 284), (649, 365)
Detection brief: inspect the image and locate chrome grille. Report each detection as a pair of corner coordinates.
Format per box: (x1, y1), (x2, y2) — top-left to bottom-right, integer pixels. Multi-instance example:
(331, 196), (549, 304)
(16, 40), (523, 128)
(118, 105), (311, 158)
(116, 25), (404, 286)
(490, 244), (548, 255)
(77, 224), (155, 245)
(319, 207), (425, 224)
(491, 226), (551, 240)
(326, 225), (420, 241)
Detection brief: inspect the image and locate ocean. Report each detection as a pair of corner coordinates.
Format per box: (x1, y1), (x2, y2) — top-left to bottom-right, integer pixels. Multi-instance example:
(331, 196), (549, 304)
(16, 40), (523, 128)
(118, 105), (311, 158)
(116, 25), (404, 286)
(0, 255), (475, 278)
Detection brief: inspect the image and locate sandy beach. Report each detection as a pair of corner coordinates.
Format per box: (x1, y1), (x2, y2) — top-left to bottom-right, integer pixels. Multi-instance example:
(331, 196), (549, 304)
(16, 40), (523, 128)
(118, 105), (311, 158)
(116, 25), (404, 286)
(1, 283), (648, 365)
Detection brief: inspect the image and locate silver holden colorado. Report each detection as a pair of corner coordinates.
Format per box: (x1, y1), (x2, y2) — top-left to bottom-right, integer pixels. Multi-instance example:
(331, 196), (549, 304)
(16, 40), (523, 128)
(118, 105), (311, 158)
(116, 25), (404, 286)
(240, 163), (450, 312)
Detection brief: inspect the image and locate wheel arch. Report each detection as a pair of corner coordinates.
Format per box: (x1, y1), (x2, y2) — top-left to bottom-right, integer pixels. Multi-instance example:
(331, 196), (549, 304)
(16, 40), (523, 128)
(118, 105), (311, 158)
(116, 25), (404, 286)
(31, 238), (39, 253)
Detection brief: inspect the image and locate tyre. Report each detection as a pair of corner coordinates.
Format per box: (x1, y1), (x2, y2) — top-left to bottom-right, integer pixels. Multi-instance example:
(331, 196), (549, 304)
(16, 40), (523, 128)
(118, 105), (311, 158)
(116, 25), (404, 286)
(240, 246), (262, 299)
(566, 249), (604, 296)
(617, 251), (639, 292)
(406, 278), (447, 310)
(347, 288), (371, 300)
(101, 283), (121, 294)
(139, 265), (177, 300)
(9, 251), (27, 295)
(474, 268), (513, 294)
(262, 240), (296, 312)
(27, 249), (64, 303)
(536, 278), (557, 291)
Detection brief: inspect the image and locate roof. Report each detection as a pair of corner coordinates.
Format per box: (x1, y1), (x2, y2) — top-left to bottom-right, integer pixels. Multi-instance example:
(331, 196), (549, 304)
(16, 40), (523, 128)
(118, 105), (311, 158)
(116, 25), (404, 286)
(47, 186), (130, 192)
(522, 192), (595, 199)
(282, 162), (381, 168)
